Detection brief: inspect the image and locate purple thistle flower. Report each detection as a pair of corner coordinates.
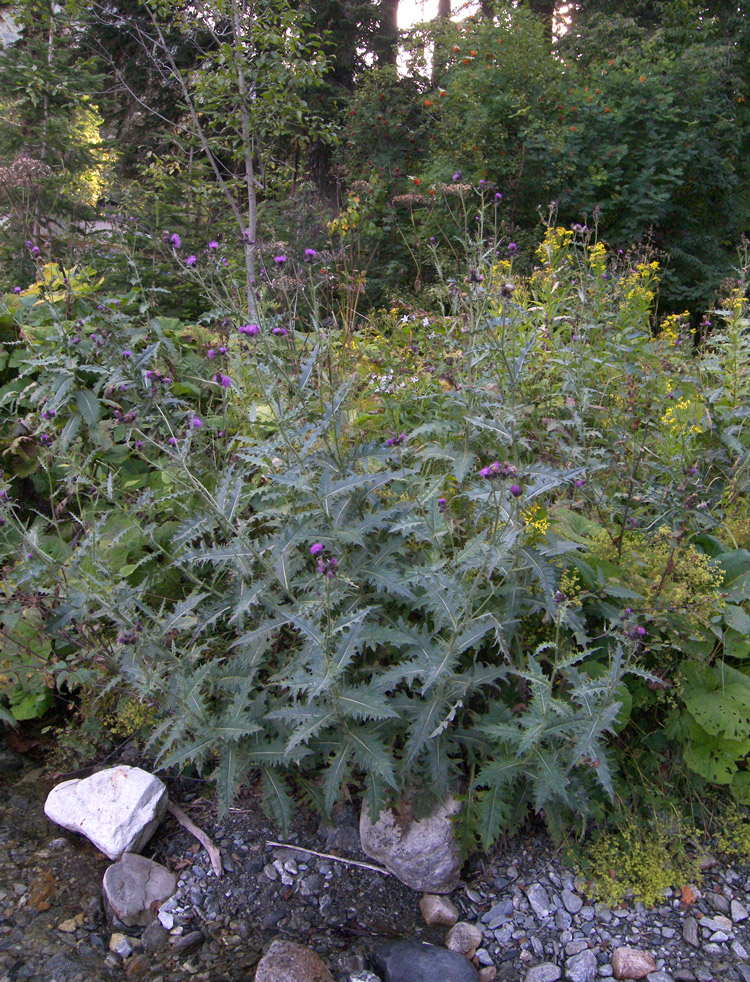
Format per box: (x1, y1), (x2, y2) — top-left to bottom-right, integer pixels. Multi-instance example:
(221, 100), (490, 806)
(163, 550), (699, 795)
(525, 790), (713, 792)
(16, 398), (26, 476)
(240, 323), (260, 336)
(186, 255), (197, 266)
(13, 286), (21, 294)
(123, 349), (132, 359)
(273, 255), (287, 265)
(24, 240), (32, 248)
(216, 373), (232, 389)
(207, 348), (216, 359)
(192, 416), (203, 429)
(509, 484), (522, 497)
(134, 440), (143, 449)
(508, 242), (518, 255)
(310, 543), (324, 556)
(208, 240), (219, 251)
(386, 433), (407, 447)
(169, 233), (182, 249)
(169, 436), (178, 446)
(218, 345), (227, 354)
(495, 192), (503, 201)
(31, 246), (40, 257)
(438, 497), (447, 513)
(304, 248), (317, 261)
(272, 327), (287, 336)
(452, 171), (462, 182)
(41, 410), (56, 420)
(71, 336), (80, 344)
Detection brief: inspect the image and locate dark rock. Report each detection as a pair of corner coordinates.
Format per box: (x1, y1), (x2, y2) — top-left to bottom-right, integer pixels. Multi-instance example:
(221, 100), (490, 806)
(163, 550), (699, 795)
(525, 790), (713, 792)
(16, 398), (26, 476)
(171, 930), (204, 955)
(44, 953), (80, 982)
(372, 941), (480, 982)
(141, 921), (169, 953)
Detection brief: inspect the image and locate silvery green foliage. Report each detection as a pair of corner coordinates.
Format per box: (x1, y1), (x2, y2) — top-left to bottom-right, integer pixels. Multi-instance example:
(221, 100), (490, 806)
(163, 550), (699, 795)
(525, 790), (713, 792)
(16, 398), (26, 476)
(3, 284), (636, 845)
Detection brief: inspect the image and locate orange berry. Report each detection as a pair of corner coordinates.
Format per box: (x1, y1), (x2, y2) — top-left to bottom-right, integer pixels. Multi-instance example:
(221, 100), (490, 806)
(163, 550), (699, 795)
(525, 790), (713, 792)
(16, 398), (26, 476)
(453, 45), (460, 52)
(424, 99), (433, 106)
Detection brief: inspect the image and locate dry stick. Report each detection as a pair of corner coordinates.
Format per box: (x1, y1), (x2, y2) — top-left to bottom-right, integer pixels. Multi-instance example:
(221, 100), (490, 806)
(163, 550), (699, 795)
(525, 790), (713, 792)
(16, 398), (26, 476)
(168, 801), (223, 878)
(265, 840), (392, 877)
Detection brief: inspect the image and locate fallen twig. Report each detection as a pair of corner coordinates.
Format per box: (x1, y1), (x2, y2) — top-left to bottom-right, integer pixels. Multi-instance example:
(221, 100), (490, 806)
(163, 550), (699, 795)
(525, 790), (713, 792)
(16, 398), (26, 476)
(168, 800), (223, 877)
(265, 840), (391, 877)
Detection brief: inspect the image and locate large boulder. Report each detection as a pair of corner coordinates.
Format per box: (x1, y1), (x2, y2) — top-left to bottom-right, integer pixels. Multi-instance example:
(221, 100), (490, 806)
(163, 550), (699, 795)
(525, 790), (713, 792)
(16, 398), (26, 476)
(254, 940), (334, 982)
(359, 797), (463, 893)
(372, 941), (479, 982)
(102, 853), (178, 927)
(44, 766), (168, 860)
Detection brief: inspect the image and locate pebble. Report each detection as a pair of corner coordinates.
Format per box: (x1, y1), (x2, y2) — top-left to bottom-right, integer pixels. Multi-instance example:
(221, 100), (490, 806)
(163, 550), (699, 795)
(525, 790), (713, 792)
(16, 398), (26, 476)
(732, 899), (749, 923)
(682, 917), (700, 948)
(562, 889), (583, 914)
(566, 948), (597, 982)
(445, 921), (483, 956)
(526, 884), (552, 919)
(525, 964), (562, 982)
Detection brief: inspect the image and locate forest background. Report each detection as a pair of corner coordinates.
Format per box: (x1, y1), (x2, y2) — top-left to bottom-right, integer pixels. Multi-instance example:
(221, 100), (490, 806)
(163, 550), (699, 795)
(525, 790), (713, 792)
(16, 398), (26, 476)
(2, 0), (750, 866)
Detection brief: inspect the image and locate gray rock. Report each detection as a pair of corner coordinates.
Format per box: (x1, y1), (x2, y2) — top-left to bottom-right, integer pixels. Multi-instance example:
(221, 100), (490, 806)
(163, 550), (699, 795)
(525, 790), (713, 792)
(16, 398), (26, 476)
(255, 940), (334, 982)
(484, 899), (514, 928)
(526, 963), (561, 982)
(644, 974), (673, 982)
(372, 941), (479, 982)
(565, 949), (597, 982)
(349, 974), (380, 982)
(556, 910), (573, 932)
(732, 899), (749, 923)
(44, 953), (80, 982)
(738, 968), (750, 982)
(359, 798), (462, 893)
(102, 853), (178, 927)
(562, 889), (583, 914)
(141, 920), (169, 952)
(527, 884), (552, 919)
(682, 916), (700, 948)
(708, 893), (731, 915)
(44, 766), (168, 860)
(699, 914), (733, 933)
(733, 940), (750, 961)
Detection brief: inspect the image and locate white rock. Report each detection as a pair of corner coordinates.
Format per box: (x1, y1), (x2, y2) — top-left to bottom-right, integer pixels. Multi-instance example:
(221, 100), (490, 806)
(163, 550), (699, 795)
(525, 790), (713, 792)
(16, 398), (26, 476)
(359, 798), (462, 893)
(44, 766), (168, 860)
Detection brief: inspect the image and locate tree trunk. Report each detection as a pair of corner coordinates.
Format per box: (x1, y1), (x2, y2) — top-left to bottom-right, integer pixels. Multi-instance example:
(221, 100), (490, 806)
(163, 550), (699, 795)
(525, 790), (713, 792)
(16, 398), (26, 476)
(526, 0), (556, 41)
(374, 0), (399, 65)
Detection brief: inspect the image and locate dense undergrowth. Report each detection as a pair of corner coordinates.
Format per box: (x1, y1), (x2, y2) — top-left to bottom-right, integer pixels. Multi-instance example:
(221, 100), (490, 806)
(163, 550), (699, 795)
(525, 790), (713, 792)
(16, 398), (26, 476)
(1, 208), (750, 856)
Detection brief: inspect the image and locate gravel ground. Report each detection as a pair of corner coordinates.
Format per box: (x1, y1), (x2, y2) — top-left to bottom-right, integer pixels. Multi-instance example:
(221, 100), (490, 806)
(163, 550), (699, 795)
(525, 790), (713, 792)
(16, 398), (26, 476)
(2, 739), (750, 982)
